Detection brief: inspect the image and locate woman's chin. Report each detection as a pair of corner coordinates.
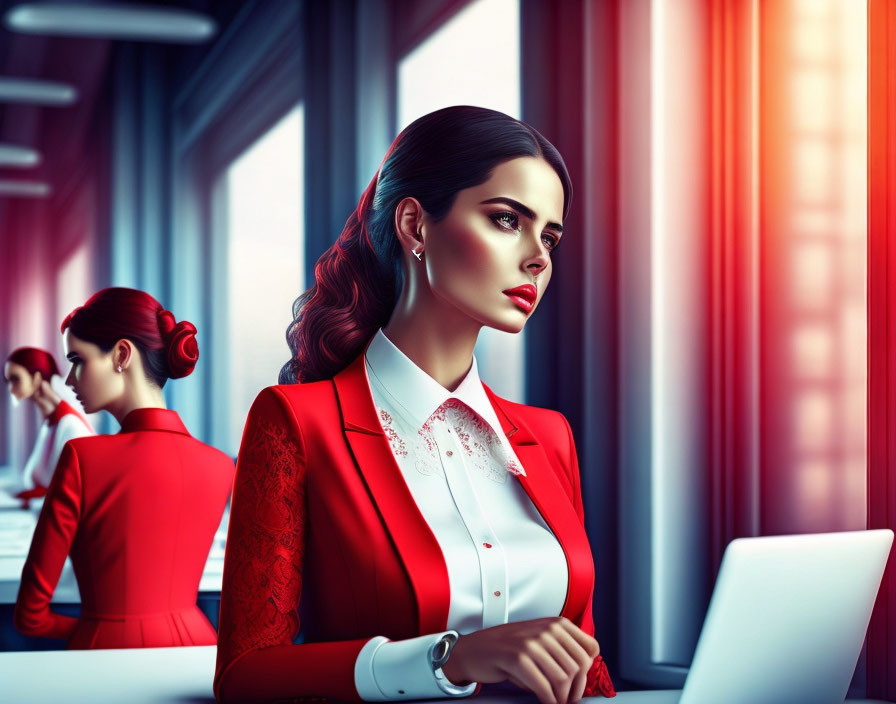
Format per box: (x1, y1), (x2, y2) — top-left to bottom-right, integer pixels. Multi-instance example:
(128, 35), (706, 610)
(488, 314), (528, 335)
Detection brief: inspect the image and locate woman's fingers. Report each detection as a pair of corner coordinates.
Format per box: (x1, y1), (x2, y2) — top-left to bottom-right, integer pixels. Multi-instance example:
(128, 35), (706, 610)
(503, 652), (561, 704)
(539, 631), (591, 702)
(526, 639), (577, 704)
(442, 617), (603, 704)
(557, 617), (601, 658)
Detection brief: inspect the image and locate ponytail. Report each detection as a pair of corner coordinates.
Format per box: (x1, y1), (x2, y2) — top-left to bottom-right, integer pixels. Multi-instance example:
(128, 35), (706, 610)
(280, 171), (399, 383)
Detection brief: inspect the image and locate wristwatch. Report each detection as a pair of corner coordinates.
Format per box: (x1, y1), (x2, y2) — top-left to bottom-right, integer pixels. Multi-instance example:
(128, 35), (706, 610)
(430, 630), (467, 694)
(430, 631), (458, 670)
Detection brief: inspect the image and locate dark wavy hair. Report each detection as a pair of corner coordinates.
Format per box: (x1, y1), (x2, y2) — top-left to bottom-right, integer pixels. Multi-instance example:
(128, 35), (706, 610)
(61, 287), (199, 388)
(280, 105), (572, 384)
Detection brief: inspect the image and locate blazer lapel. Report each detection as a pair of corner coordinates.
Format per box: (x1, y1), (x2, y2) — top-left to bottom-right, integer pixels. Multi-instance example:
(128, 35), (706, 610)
(483, 385), (594, 625)
(332, 353), (451, 634)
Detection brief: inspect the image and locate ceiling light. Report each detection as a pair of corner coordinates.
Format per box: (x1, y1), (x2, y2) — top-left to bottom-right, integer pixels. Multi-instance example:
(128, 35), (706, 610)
(0, 144), (41, 167)
(0, 77), (77, 105)
(5, 3), (217, 43)
(0, 180), (51, 197)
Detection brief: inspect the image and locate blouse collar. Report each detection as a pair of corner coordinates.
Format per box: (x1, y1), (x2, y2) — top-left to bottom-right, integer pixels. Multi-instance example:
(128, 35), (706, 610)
(118, 407), (190, 436)
(46, 400), (75, 427)
(364, 328), (506, 436)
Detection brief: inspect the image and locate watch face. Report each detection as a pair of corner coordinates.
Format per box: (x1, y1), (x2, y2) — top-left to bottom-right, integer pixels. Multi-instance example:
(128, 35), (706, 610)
(432, 637), (452, 667)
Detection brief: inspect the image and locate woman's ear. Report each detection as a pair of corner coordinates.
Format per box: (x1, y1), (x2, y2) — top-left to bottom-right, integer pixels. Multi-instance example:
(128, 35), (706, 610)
(113, 339), (135, 372)
(393, 197), (426, 257)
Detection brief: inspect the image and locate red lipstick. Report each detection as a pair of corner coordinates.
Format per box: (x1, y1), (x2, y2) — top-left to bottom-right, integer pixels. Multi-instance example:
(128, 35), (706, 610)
(503, 284), (537, 313)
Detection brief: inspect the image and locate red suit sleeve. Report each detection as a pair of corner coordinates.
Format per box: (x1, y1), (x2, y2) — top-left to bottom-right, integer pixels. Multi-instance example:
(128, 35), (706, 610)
(214, 387), (369, 704)
(14, 443), (81, 640)
(561, 415), (617, 699)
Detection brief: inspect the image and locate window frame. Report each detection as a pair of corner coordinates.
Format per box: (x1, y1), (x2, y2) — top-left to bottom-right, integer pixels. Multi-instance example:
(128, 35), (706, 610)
(168, 0), (303, 447)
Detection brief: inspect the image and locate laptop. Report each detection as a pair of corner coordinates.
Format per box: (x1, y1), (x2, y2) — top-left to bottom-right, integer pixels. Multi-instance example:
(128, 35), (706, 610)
(676, 529), (893, 704)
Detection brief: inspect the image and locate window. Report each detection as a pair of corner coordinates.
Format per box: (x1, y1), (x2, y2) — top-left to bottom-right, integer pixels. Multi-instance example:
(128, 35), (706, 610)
(397, 0), (524, 401)
(397, 0), (520, 129)
(618, 0), (869, 686)
(215, 104), (304, 455)
(55, 244), (99, 423)
(760, 0), (867, 533)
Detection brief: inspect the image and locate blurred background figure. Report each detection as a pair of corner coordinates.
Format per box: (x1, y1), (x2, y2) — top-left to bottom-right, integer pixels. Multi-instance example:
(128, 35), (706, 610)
(3, 347), (93, 506)
(14, 288), (234, 649)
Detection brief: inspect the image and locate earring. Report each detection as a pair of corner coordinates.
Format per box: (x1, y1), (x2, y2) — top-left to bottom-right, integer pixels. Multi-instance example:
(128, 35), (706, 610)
(117, 365), (123, 373)
(412, 247), (423, 261)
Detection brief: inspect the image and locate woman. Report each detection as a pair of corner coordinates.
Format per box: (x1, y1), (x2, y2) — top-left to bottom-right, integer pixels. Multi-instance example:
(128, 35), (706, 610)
(216, 106), (616, 704)
(4, 347), (94, 503)
(14, 287), (235, 649)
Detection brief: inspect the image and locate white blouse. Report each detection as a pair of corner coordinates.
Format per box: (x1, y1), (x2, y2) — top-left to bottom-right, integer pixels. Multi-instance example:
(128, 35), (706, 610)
(354, 330), (569, 701)
(21, 401), (94, 491)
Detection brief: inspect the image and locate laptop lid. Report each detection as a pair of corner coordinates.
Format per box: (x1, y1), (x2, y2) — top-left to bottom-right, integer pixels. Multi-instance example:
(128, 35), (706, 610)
(679, 529), (893, 704)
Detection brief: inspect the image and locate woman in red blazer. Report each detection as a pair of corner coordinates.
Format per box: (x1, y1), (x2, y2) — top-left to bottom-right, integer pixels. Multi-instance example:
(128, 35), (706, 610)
(14, 287), (234, 649)
(216, 106), (615, 703)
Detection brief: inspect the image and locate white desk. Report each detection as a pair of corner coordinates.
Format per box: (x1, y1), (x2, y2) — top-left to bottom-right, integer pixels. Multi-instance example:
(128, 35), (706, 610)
(0, 507), (227, 603)
(0, 646), (890, 704)
(609, 695), (887, 704)
(0, 645), (218, 703)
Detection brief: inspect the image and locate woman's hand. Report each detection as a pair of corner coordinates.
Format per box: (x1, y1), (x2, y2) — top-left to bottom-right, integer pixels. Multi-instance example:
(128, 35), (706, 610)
(440, 617), (600, 704)
(33, 380), (53, 403)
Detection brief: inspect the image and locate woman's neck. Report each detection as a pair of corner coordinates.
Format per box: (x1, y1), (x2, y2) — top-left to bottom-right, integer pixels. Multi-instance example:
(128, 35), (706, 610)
(382, 298), (481, 392)
(108, 385), (167, 426)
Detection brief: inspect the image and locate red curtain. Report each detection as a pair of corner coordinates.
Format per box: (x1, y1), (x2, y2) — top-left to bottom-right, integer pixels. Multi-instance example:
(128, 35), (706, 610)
(866, 0), (896, 697)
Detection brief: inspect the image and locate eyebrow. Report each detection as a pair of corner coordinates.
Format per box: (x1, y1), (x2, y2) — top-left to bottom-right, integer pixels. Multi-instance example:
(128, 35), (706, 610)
(479, 197), (563, 233)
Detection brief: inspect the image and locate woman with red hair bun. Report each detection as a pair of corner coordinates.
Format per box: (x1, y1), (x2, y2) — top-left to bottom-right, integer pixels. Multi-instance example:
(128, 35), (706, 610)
(4, 347), (94, 504)
(14, 287), (234, 650)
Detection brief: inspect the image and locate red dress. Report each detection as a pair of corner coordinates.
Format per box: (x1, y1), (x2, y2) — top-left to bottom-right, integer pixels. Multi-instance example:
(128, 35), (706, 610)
(215, 353), (615, 702)
(14, 408), (235, 649)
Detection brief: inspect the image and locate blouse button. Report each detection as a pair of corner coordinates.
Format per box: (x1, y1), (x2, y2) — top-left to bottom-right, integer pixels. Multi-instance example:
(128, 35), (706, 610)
(494, 591), (502, 597)
(482, 542), (492, 548)
(446, 450), (454, 457)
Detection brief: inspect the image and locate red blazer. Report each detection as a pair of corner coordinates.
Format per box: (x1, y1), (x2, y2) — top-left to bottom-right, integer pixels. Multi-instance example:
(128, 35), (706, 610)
(15, 408), (234, 649)
(215, 353), (615, 703)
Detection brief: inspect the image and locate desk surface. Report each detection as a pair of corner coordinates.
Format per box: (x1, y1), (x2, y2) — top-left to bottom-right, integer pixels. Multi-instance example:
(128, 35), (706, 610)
(0, 506), (227, 603)
(0, 646), (890, 704)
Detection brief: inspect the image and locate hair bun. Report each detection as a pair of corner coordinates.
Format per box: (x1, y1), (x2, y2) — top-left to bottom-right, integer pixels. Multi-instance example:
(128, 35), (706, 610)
(166, 320), (199, 378)
(156, 309), (177, 338)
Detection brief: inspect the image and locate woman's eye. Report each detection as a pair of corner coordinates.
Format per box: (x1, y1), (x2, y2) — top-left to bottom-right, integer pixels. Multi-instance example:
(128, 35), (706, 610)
(542, 234), (560, 251)
(491, 211), (520, 231)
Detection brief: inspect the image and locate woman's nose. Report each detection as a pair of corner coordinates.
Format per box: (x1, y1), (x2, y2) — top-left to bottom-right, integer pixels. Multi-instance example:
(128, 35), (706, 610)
(526, 252), (549, 276)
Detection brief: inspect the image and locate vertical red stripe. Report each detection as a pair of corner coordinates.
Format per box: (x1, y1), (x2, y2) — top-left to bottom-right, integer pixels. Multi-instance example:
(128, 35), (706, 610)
(709, 0), (761, 582)
(867, 0), (896, 697)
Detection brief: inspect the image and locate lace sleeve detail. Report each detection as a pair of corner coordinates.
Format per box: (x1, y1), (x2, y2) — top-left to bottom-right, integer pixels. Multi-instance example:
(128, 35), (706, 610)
(585, 655), (617, 698)
(216, 388), (307, 687)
